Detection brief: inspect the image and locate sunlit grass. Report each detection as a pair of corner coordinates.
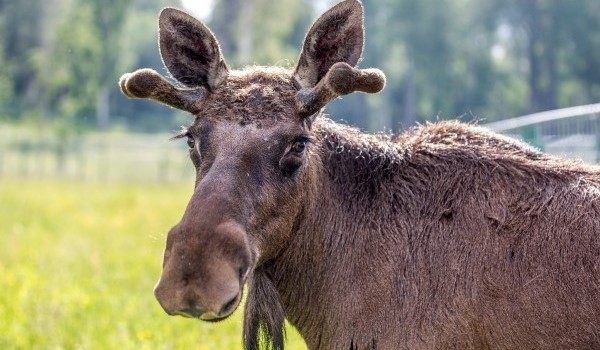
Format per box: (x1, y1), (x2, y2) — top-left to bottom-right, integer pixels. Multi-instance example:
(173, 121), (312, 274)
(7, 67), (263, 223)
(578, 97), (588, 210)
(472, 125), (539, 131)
(0, 179), (307, 349)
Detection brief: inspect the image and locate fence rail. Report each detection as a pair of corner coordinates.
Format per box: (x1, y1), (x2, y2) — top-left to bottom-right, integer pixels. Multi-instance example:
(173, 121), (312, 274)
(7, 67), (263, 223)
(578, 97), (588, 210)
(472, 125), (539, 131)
(485, 103), (600, 132)
(485, 104), (600, 164)
(2, 105), (598, 183)
(0, 125), (195, 183)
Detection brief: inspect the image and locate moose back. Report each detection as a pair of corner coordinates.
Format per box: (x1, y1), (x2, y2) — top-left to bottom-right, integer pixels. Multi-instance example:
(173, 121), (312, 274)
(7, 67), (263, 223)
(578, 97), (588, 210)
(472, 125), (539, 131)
(119, 1), (600, 349)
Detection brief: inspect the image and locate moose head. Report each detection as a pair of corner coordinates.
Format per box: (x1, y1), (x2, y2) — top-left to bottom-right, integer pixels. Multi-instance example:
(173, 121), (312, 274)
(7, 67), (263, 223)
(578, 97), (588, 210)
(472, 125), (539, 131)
(120, 0), (384, 347)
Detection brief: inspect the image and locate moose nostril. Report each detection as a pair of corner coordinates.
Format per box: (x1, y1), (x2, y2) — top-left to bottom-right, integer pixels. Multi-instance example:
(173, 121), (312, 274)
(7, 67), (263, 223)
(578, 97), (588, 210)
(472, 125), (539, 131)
(219, 295), (239, 316)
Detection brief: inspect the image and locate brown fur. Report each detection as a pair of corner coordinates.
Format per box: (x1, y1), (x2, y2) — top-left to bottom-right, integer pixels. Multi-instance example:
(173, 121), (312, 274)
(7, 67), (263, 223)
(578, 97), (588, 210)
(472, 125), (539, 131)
(204, 67), (300, 125)
(278, 118), (600, 349)
(119, 1), (600, 349)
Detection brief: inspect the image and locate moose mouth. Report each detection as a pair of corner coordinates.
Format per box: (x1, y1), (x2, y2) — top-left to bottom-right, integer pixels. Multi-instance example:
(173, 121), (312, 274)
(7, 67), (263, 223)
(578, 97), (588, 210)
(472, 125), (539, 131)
(173, 288), (243, 323)
(204, 291), (243, 323)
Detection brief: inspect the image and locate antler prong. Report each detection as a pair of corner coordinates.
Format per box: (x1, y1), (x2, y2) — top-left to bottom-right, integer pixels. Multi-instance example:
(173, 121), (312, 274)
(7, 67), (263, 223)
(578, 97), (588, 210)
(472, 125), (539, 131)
(296, 62), (386, 118)
(119, 68), (207, 114)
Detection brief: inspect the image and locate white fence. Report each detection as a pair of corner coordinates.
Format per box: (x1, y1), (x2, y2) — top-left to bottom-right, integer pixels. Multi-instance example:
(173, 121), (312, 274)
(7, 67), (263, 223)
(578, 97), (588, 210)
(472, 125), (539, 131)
(0, 125), (195, 183)
(2, 104), (598, 183)
(485, 103), (600, 164)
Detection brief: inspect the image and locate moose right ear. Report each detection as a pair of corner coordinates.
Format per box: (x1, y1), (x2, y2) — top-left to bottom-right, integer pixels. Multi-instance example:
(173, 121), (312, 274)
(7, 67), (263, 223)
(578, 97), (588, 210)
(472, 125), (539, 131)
(293, 0), (385, 118)
(159, 8), (229, 90)
(293, 0), (364, 89)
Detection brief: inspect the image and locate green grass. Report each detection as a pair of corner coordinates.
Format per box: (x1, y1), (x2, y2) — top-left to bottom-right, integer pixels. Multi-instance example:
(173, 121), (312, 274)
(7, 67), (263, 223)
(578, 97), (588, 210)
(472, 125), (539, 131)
(0, 179), (308, 349)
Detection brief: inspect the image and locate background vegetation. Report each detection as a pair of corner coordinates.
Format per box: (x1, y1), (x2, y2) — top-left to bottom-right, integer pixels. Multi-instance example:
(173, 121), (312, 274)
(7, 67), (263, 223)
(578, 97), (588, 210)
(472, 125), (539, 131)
(2, 0), (599, 132)
(1, 0), (599, 349)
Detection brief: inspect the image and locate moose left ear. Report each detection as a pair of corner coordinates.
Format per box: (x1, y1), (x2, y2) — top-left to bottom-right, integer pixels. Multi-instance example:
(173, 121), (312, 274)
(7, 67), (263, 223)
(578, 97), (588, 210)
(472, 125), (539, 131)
(293, 0), (364, 89)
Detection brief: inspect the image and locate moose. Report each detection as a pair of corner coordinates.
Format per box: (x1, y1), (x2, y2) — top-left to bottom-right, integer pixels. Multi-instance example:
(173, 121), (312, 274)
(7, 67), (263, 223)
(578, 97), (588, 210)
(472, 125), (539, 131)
(119, 1), (600, 349)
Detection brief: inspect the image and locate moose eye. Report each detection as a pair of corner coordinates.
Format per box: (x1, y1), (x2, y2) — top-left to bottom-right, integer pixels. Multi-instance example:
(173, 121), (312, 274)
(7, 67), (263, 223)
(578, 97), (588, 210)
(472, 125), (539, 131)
(186, 135), (195, 149)
(280, 138), (309, 176)
(290, 140), (307, 154)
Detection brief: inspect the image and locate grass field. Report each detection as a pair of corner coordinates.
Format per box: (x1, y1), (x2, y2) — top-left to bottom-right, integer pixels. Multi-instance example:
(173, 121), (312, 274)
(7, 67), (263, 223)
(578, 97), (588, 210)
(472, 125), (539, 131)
(0, 179), (308, 349)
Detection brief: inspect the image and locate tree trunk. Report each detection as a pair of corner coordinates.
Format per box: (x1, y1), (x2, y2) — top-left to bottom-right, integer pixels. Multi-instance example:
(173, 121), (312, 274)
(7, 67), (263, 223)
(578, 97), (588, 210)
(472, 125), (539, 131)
(210, 0), (240, 58)
(524, 0), (557, 113)
(238, 0), (255, 65)
(402, 59), (417, 127)
(544, 22), (558, 110)
(526, 0), (542, 113)
(96, 86), (110, 129)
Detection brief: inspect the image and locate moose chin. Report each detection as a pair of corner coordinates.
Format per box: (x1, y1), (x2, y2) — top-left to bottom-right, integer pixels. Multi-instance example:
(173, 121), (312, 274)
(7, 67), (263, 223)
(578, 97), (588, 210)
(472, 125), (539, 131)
(120, 1), (600, 349)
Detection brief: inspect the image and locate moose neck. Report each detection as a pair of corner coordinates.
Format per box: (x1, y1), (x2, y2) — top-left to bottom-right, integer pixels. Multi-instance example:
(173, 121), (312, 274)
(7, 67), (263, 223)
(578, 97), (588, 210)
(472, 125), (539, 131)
(269, 117), (409, 349)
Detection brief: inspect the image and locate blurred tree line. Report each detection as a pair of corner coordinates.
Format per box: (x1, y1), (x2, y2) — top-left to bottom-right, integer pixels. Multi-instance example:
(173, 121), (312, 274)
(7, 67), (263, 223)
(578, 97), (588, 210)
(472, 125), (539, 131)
(0, 0), (599, 133)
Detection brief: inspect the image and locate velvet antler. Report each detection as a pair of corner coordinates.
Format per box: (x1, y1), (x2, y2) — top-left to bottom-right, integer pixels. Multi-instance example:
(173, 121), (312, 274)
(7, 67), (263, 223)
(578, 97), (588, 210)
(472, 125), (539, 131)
(296, 62), (386, 118)
(119, 68), (207, 114)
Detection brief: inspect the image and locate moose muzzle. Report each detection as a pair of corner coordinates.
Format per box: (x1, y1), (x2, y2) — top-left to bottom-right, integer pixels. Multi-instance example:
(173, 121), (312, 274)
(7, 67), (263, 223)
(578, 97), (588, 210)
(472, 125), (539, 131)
(154, 218), (253, 321)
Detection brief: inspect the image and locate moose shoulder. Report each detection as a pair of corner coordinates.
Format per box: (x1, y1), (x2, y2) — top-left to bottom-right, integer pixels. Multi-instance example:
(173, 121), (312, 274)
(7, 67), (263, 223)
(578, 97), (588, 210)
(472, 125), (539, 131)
(119, 1), (600, 349)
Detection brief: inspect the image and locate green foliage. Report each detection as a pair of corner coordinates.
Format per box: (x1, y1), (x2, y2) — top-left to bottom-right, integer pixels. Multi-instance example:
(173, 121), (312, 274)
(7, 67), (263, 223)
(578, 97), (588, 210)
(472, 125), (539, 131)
(210, 0), (313, 66)
(1, 0), (600, 131)
(250, 0), (313, 64)
(0, 180), (308, 349)
(34, 0), (100, 123)
(0, 0), (42, 114)
(0, 48), (13, 107)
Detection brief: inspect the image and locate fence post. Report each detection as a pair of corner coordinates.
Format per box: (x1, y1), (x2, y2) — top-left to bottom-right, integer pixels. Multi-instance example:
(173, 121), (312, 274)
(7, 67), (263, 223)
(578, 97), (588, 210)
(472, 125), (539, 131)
(99, 134), (109, 182)
(158, 154), (169, 183)
(596, 130), (600, 163)
(521, 125), (544, 151)
(0, 143), (3, 178)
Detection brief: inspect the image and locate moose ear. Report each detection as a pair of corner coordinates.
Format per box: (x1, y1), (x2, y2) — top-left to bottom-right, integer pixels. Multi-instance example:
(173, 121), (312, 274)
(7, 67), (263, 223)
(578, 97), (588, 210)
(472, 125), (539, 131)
(159, 8), (229, 90)
(293, 0), (364, 88)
